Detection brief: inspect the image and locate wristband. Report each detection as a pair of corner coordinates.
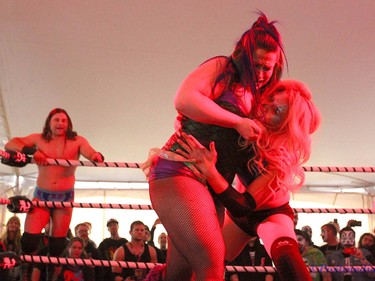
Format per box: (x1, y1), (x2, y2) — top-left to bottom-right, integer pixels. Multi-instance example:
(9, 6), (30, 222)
(215, 184), (256, 217)
(22, 146), (37, 155)
(98, 152), (105, 161)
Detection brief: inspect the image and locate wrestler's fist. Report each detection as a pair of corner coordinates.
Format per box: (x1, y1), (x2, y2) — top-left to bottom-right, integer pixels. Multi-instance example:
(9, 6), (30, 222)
(7, 196), (33, 213)
(1, 150), (31, 167)
(92, 152), (104, 162)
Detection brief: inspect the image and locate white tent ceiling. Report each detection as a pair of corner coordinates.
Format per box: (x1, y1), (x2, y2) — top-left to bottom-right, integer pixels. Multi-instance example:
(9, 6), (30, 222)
(1, 1), (375, 196)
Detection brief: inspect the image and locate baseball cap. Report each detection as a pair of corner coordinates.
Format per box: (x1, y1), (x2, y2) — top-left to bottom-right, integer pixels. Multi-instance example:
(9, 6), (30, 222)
(106, 218), (119, 227)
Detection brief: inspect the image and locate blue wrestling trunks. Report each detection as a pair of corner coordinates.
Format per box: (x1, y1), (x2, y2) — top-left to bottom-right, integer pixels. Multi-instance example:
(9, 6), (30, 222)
(34, 186), (74, 202)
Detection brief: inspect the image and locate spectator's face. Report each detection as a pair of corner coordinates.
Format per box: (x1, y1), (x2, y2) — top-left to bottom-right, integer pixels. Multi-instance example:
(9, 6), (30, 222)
(302, 226), (312, 238)
(69, 241), (83, 258)
(340, 231), (355, 248)
(144, 229), (151, 242)
(158, 233), (167, 247)
(321, 227), (328, 242)
(130, 224), (145, 242)
(76, 225), (90, 241)
(7, 219), (20, 232)
(296, 234), (306, 253)
(107, 222), (119, 235)
(361, 235), (375, 247)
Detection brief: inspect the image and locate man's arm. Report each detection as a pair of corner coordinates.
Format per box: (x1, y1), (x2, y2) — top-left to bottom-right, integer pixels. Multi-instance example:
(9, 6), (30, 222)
(4, 134), (49, 165)
(5, 134), (40, 152)
(149, 218), (162, 245)
(229, 273), (239, 281)
(78, 136), (104, 162)
(112, 246), (124, 281)
(149, 246), (158, 263)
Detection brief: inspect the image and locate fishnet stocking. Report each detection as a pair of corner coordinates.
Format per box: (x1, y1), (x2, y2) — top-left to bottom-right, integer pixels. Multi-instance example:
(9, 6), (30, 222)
(149, 176), (225, 281)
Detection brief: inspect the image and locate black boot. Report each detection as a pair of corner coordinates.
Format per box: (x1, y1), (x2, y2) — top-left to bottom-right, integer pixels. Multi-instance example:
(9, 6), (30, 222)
(20, 262), (33, 281)
(46, 237), (67, 281)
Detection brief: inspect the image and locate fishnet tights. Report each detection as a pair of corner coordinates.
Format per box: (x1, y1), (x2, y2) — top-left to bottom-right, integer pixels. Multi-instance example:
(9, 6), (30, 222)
(149, 176), (225, 281)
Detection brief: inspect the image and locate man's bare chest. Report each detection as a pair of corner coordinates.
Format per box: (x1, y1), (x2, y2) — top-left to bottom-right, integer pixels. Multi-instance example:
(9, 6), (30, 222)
(37, 140), (80, 159)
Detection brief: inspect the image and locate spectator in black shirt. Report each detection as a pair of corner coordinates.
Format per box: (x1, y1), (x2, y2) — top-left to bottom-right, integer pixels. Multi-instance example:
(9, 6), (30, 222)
(98, 219), (128, 280)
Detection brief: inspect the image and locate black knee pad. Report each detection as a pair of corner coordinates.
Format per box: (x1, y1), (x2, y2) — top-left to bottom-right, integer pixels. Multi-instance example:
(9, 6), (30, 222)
(21, 232), (42, 254)
(271, 237), (312, 281)
(48, 236), (68, 257)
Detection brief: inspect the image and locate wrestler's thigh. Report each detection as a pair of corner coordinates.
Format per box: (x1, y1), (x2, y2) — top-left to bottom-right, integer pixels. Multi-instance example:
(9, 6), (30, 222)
(150, 176), (224, 268)
(50, 208), (73, 237)
(24, 202), (50, 233)
(257, 214), (296, 256)
(222, 214), (252, 261)
(164, 236), (193, 281)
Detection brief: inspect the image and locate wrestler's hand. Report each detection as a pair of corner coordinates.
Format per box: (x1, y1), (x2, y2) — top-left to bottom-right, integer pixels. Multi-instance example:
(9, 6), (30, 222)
(141, 147), (161, 180)
(32, 150), (48, 166)
(176, 133), (218, 177)
(153, 218), (161, 227)
(234, 117), (263, 141)
(92, 152), (104, 162)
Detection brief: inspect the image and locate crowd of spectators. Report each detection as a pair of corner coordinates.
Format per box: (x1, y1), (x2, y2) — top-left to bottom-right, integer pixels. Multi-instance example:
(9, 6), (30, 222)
(2, 214), (375, 281)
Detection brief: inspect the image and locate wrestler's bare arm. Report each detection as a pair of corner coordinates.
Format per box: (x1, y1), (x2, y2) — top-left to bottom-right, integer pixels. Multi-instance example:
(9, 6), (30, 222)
(174, 57), (261, 140)
(4, 134), (50, 165)
(4, 134), (41, 151)
(77, 136), (103, 162)
(174, 58), (240, 126)
(175, 58), (238, 123)
(176, 133), (289, 208)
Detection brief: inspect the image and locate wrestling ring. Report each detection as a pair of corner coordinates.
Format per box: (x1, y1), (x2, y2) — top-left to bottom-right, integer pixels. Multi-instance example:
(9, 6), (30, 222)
(1, 153), (375, 276)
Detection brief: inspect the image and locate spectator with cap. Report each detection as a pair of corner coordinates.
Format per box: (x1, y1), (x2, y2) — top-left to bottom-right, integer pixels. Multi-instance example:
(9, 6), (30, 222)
(98, 218), (128, 281)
